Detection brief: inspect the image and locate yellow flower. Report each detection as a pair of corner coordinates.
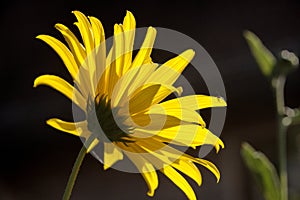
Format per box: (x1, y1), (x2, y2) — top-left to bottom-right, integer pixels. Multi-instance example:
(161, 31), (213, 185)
(34, 11), (226, 199)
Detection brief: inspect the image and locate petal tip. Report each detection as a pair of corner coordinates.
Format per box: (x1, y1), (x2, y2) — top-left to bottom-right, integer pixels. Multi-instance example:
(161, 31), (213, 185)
(148, 26), (157, 34)
(126, 10), (133, 16)
(36, 35), (43, 40)
(103, 165), (109, 170)
(147, 190), (155, 197)
(46, 119), (53, 125)
(33, 77), (40, 88)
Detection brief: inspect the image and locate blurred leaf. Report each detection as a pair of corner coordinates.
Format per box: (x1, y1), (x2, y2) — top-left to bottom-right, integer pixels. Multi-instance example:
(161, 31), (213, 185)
(241, 142), (281, 200)
(244, 30), (276, 77)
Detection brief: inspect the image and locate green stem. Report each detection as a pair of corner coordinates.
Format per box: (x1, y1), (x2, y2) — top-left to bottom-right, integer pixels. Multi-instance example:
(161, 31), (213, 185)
(63, 136), (95, 200)
(274, 75), (288, 200)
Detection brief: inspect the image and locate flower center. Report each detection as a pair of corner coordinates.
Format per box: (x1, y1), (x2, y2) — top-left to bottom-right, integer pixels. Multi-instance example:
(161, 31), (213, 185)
(87, 95), (133, 143)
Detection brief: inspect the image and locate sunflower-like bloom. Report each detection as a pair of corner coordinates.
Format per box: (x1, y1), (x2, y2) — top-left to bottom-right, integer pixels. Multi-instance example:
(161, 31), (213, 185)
(34, 11), (226, 199)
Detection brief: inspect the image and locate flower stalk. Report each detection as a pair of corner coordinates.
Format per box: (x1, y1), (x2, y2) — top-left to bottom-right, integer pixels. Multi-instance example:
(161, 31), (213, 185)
(63, 136), (95, 200)
(273, 75), (288, 200)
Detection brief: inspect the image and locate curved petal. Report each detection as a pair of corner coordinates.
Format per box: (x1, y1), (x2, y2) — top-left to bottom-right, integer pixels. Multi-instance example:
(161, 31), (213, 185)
(73, 11), (98, 95)
(150, 141), (220, 183)
(119, 143), (158, 197)
(88, 16), (107, 96)
(36, 35), (78, 80)
(160, 165), (196, 200)
(88, 16), (105, 49)
(122, 11), (136, 73)
(134, 124), (224, 149)
(146, 141), (220, 182)
(55, 23), (86, 67)
(141, 165), (159, 197)
(192, 158), (220, 183)
(105, 25), (126, 99)
(159, 95), (227, 111)
(171, 159), (202, 186)
(146, 49), (195, 85)
(135, 139), (201, 186)
(131, 27), (156, 68)
(72, 11), (101, 95)
(113, 24), (125, 77)
(46, 118), (90, 138)
(72, 11), (94, 54)
(34, 75), (86, 110)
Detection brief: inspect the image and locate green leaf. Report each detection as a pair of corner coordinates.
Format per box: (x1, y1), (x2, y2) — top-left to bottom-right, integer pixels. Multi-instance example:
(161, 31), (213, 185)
(241, 142), (281, 200)
(244, 30), (276, 77)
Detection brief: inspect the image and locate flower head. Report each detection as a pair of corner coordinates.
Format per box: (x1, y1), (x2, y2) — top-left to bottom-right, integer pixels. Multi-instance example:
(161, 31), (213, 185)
(34, 11), (226, 199)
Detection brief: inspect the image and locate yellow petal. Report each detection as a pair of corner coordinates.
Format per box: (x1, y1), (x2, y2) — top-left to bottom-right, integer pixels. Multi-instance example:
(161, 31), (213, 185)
(111, 66), (140, 107)
(131, 113), (196, 131)
(103, 142), (124, 170)
(105, 25), (126, 99)
(46, 118), (90, 138)
(160, 165), (196, 200)
(74, 66), (94, 99)
(142, 167), (158, 197)
(88, 16), (107, 96)
(88, 16), (105, 49)
(72, 11), (94, 54)
(122, 147), (158, 197)
(36, 35), (78, 80)
(129, 83), (182, 115)
(136, 138), (218, 183)
(113, 24), (125, 76)
(131, 27), (156, 68)
(72, 11), (99, 95)
(159, 95), (227, 111)
(184, 155), (221, 183)
(127, 63), (158, 96)
(146, 49), (195, 85)
(55, 23), (86, 67)
(147, 105), (206, 127)
(171, 159), (202, 186)
(136, 139), (198, 183)
(34, 75), (86, 111)
(111, 63), (158, 108)
(122, 11), (136, 73)
(123, 11), (136, 33)
(135, 139), (177, 163)
(134, 124), (224, 149)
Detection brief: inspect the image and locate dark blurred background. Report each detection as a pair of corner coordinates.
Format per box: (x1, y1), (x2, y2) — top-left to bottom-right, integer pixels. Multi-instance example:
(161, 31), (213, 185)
(1, 0), (300, 199)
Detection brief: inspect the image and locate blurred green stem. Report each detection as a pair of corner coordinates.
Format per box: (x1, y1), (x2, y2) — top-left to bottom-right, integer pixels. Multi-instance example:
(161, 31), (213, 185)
(63, 136), (95, 200)
(274, 75), (288, 200)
